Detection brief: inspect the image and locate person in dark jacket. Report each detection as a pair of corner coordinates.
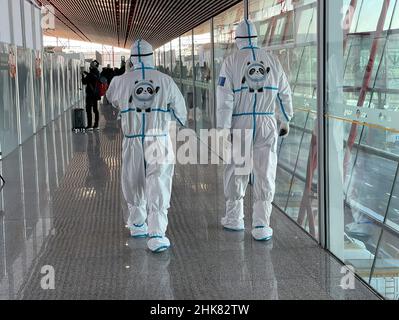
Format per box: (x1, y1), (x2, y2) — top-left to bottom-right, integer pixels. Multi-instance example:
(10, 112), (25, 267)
(100, 64), (115, 85)
(82, 60), (101, 131)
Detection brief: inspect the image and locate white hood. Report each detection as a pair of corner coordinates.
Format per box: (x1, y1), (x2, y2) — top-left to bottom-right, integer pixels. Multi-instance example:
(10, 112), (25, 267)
(130, 39), (154, 68)
(235, 19), (258, 50)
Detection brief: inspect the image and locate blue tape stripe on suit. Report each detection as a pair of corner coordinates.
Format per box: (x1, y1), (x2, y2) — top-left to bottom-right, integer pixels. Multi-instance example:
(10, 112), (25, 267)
(232, 112), (274, 117)
(233, 86), (278, 93)
(277, 93), (290, 122)
(244, 19), (257, 61)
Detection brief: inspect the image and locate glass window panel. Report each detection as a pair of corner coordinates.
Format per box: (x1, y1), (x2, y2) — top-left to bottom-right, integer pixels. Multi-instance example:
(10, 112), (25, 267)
(283, 114), (318, 238)
(294, 133), (313, 177)
(0, 44), (19, 157)
(194, 20), (213, 131)
(282, 47), (301, 85)
(171, 38), (181, 82)
(213, 1), (244, 95)
(296, 7), (317, 43)
(271, 17), (286, 45)
(157, 46), (165, 72)
(286, 176), (318, 237)
(370, 231), (399, 299)
(343, 37), (372, 89)
(386, 175), (399, 231)
(346, 147), (396, 223)
(10, 0), (23, 47)
(164, 42), (172, 76)
(0, 0), (11, 44)
(327, 0), (399, 299)
(23, 0), (34, 49)
(278, 125), (305, 172)
(392, 5), (399, 29)
(305, 112), (317, 131)
(368, 34), (399, 114)
(274, 167), (291, 211)
(52, 55), (60, 119)
(33, 51), (43, 131)
(64, 60), (68, 110)
(181, 32), (193, 80)
(17, 47), (34, 143)
(67, 59), (73, 108)
(351, 0), (395, 33)
(60, 57), (67, 112)
(34, 7), (42, 50)
(160, 47), (165, 69)
(343, 38), (388, 106)
(293, 46), (317, 107)
(343, 216), (382, 282)
(212, 1), (244, 141)
(157, 48), (162, 68)
(250, 0), (318, 239)
(180, 30), (195, 129)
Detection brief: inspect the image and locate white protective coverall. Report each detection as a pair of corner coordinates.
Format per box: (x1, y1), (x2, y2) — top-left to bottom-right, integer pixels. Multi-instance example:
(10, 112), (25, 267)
(107, 40), (187, 252)
(216, 20), (293, 241)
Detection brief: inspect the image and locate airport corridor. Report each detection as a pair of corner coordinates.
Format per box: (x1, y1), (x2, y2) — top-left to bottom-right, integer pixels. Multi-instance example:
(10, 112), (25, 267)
(0, 106), (379, 300)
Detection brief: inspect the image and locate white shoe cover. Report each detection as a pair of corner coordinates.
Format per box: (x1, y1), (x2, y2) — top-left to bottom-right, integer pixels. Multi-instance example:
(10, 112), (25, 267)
(252, 226), (273, 241)
(148, 236), (171, 253)
(221, 216), (245, 232)
(129, 223), (149, 238)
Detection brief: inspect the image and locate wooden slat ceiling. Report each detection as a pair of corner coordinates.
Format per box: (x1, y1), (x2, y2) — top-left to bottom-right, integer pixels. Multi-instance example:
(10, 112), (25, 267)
(37, 0), (243, 48)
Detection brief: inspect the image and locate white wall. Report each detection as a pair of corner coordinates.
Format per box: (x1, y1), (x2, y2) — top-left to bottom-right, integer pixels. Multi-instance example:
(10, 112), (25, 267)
(0, 0), (12, 44)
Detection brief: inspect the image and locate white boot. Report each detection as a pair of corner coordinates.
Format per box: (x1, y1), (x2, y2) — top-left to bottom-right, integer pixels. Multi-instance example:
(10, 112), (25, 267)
(147, 236), (171, 253)
(222, 199), (245, 231)
(129, 223), (149, 238)
(221, 216), (245, 232)
(252, 226), (273, 241)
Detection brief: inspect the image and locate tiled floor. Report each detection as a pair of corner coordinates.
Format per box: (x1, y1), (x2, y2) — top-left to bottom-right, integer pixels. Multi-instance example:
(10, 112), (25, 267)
(0, 106), (379, 300)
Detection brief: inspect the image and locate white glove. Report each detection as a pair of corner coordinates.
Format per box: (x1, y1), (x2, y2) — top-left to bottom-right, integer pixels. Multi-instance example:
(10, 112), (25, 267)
(279, 122), (290, 138)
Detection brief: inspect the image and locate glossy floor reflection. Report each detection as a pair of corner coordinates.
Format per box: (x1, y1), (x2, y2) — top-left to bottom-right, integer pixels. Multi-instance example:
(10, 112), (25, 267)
(0, 106), (379, 300)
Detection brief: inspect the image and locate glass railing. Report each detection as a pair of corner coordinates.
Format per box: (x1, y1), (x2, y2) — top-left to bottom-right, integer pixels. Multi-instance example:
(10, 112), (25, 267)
(326, 0), (399, 300)
(0, 42), (84, 159)
(152, 0), (399, 299)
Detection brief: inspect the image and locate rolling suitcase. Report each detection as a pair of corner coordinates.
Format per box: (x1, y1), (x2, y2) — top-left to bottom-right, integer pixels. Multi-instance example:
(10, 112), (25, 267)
(72, 108), (85, 132)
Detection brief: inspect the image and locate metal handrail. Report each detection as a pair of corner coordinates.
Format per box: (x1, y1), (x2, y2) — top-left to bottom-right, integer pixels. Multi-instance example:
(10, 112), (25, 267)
(280, 109), (399, 239)
(290, 122), (399, 163)
(277, 151), (399, 239)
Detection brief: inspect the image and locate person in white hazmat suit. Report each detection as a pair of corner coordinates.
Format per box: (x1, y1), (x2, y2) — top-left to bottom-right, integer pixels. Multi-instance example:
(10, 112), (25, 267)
(107, 39), (187, 253)
(216, 20), (293, 241)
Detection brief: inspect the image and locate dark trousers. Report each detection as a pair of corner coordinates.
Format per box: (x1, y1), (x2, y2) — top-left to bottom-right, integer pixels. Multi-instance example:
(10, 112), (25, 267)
(86, 97), (99, 128)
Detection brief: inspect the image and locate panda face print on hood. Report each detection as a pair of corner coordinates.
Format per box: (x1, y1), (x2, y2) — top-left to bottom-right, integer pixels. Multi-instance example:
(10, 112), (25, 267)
(235, 19), (258, 50)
